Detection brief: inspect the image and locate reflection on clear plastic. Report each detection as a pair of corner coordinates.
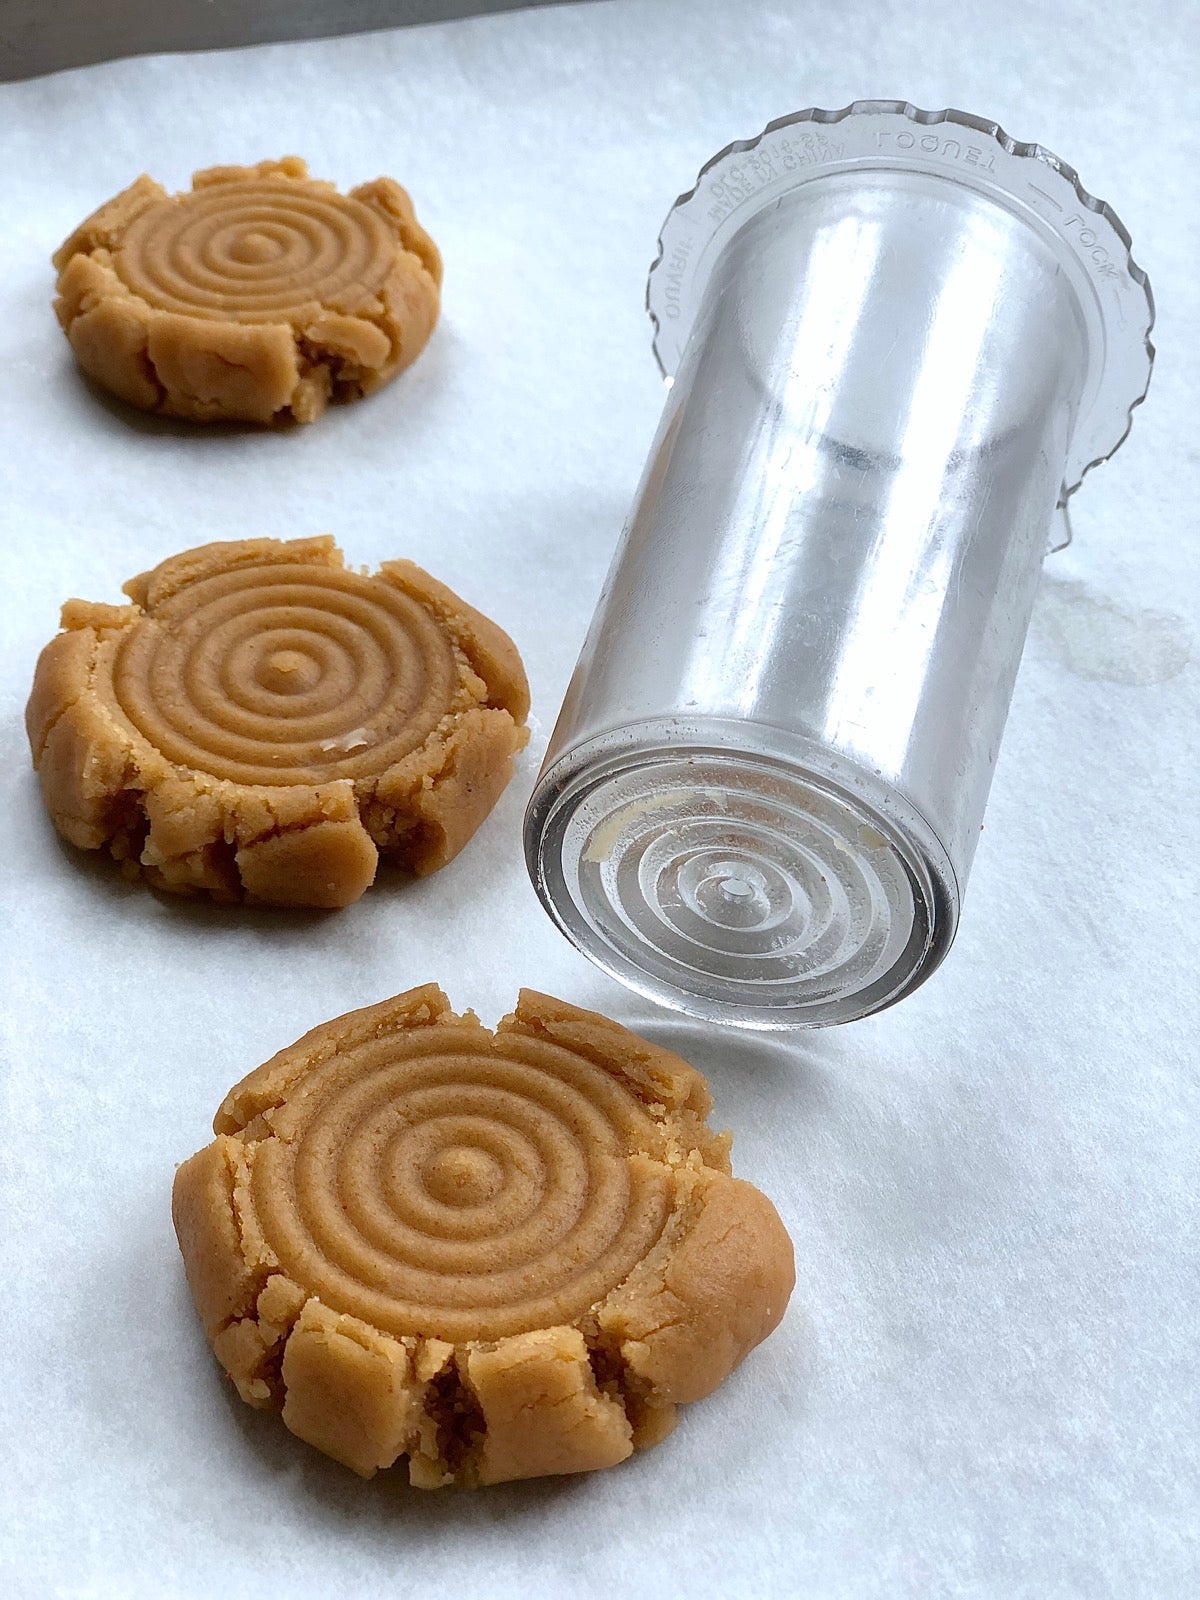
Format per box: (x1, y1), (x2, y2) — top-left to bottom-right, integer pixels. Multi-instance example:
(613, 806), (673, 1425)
(527, 103), (1154, 1029)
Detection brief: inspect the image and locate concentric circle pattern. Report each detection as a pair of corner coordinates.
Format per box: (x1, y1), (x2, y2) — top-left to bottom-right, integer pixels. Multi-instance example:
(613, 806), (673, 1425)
(114, 180), (395, 322)
(555, 754), (930, 1023)
(250, 1026), (673, 1343)
(113, 562), (458, 785)
(53, 161), (442, 423)
(29, 536), (528, 905)
(172, 988), (796, 1485)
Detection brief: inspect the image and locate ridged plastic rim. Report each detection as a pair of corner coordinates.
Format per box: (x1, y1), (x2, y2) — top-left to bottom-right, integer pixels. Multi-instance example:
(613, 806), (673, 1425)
(646, 100), (1155, 500)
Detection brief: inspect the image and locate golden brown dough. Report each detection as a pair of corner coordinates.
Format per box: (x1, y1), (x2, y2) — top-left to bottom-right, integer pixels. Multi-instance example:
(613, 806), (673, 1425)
(53, 157), (441, 424)
(172, 987), (795, 1487)
(26, 537), (529, 906)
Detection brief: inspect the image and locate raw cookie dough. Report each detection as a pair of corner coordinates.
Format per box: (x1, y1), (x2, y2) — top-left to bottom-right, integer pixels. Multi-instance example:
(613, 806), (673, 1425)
(53, 157), (441, 424)
(25, 537), (529, 907)
(172, 986), (795, 1487)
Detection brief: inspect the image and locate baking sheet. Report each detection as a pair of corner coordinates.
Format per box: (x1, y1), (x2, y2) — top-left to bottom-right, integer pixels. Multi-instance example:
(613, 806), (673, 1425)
(1, 1), (1197, 1595)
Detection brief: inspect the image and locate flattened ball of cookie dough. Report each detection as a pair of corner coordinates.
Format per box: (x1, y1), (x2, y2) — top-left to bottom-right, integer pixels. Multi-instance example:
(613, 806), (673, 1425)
(26, 537), (529, 907)
(172, 987), (795, 1487)
(53, 157), (441, 424)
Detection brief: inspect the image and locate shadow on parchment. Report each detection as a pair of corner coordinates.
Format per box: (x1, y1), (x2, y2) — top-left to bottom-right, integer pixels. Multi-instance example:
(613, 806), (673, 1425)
(62, 316), (458, 442)
(43, 821), (340, 939)
(616, 1005), (835, 1128)
(37, 805), (454, 942)
(216, 1370), (591, 1536)
(70, 365), (269, 439)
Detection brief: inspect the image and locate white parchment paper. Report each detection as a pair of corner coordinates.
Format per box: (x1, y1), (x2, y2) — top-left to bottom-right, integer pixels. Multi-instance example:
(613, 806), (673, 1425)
(0, 2), (1197, 1595)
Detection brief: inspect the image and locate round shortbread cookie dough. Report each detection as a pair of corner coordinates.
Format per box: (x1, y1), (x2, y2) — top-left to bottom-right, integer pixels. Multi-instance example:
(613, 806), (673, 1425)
(53, 157), (441, 424)
(172, 986), (795, 1487)
(25, 537), (529, 906)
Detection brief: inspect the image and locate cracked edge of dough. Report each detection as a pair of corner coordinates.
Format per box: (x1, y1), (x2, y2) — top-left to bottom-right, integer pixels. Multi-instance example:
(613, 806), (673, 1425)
(172, 987), (795, 1488)
(25, 538), (530, 907)
(52, 158), (441, 424)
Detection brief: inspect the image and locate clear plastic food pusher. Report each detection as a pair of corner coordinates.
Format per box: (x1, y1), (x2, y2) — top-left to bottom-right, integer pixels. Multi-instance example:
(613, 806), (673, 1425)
(525, 102), (1154, 1029)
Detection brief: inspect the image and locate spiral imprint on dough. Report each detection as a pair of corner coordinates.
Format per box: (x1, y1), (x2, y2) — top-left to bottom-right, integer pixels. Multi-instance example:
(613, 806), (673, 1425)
(249, 1029), (673, 1343)
(113, 180), (395, 321)
(113, 564), (459, 786)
